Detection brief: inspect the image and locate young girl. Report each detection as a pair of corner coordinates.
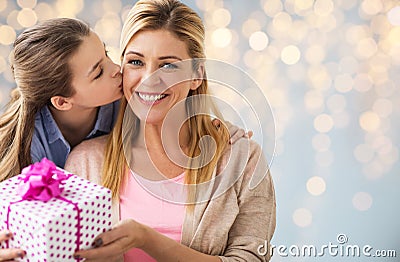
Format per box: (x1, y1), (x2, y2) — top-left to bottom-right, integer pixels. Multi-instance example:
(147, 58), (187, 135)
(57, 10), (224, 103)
(67, 0), (276, 261)
(0, 18), (122, 260)
(0, 17), (123, 181)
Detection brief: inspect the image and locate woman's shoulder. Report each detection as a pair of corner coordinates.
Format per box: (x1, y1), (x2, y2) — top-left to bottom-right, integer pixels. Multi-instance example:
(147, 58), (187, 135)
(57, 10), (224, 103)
(218, 137), (269, 191)
(64, 135), (109, 180)
(221, 137), (263, 162)
(74, 135), (109, 152)
(68, 135), (108, 162)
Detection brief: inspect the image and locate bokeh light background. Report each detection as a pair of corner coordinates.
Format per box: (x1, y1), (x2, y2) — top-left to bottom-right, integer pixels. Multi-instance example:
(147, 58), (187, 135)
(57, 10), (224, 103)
(0, 0), (399, 260)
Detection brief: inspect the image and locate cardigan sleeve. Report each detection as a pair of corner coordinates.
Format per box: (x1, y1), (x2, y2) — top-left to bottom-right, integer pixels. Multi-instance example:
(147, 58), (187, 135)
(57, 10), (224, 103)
(219, 141), (276, 262)
(64, 135), (121, 226)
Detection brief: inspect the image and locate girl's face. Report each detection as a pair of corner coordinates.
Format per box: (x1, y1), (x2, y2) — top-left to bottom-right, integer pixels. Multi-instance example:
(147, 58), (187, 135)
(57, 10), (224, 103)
(122, 29), (201, 125)
(68, 31), (123, 108)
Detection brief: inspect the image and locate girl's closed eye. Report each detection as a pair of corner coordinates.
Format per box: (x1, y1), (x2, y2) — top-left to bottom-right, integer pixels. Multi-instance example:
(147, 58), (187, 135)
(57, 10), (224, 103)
(94, 67), (103, 80)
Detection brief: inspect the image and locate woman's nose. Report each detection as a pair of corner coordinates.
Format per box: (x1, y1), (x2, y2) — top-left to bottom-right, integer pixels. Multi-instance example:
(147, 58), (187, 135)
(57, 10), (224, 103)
(142, 68), (162, 88)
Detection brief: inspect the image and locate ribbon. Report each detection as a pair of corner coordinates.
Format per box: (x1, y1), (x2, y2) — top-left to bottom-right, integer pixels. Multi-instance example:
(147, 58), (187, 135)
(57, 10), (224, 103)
(16, 158), (72, 202)
(5, 158), (81, 261)
(56, 196), (82, 258)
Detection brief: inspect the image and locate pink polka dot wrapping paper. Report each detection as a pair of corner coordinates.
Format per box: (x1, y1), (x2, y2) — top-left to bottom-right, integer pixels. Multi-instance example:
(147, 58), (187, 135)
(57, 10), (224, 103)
(0, 172), (112, 261)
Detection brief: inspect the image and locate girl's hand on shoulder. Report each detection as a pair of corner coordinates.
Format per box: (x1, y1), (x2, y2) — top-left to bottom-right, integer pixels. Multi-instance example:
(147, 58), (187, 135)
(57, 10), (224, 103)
(212, 119), (253, 144)
(73, 219), (146, 262)
(0, 230), (26, 261)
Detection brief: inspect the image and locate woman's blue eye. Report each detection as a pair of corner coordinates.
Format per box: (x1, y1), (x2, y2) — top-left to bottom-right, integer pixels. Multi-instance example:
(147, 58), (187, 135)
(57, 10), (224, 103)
(162, 63), (178, 70)
(130, 60), (143, 66)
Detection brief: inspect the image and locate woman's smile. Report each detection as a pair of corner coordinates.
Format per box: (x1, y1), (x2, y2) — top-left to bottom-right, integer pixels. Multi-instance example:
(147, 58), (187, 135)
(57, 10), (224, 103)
(136, 91), (168, 105)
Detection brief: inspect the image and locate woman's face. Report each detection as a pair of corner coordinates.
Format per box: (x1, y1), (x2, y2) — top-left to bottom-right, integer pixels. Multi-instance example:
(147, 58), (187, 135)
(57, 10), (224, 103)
(68, 31), (123, 108)
(122, 29), (201, 124)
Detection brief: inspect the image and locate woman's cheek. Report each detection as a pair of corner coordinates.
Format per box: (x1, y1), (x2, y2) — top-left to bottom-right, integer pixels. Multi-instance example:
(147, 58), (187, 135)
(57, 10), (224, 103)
(123, 71), (140, 99)
(123, 70), (141, 87)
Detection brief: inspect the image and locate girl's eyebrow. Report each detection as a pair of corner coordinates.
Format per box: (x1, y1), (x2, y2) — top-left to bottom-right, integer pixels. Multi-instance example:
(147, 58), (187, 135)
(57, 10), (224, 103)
(87, 43), (107, 77)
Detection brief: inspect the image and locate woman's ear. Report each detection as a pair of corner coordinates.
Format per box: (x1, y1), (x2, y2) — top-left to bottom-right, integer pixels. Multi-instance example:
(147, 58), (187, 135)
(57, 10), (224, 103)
(190, 64), (205, 90)
(50, 96), (73, 111)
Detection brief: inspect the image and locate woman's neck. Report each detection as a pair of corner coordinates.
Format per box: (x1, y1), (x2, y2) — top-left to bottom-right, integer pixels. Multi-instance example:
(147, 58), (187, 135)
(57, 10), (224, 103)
(130, 121), (191, 180)
(136, 121), (191, 152)
(49, 106), (99, 148)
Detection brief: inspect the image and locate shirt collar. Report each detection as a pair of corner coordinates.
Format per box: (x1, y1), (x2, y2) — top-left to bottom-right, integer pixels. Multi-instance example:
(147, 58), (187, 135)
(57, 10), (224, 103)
(40, 102), (116, 144)
(40, 105), (65, 144)
(87, 102), (115, 137)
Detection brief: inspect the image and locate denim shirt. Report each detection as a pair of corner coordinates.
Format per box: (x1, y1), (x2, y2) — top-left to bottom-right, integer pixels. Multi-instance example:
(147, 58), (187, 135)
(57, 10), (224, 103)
(31, 100), (120, 168)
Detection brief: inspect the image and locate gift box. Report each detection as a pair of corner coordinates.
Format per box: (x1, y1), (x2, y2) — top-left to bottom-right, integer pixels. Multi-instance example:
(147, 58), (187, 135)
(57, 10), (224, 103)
(0, 158), (112, 261)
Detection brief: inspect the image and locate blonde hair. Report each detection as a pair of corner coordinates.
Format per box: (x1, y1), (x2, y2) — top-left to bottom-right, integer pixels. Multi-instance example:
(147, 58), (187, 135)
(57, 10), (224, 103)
(102, 0), (230, 206)
(0, 18), (90, 182)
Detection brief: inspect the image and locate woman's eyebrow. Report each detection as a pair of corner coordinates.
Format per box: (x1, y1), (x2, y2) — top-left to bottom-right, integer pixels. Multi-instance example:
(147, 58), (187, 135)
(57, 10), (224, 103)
(125, 51), (144, 57)
(159, 55), (182, 61)
(125, 50), (182, 61)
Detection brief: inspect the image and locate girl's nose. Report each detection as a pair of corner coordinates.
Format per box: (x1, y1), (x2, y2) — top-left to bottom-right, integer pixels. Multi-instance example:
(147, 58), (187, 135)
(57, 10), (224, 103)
(111, 63), (122, 78)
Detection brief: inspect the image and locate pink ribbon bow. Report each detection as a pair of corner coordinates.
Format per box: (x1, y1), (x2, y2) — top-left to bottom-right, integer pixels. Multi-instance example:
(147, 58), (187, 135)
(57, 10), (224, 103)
(16, 158), (72, 202)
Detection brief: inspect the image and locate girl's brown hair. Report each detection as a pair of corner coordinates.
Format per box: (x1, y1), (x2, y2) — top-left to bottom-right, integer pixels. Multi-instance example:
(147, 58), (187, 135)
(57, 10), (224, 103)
(0, 18), (90, 181)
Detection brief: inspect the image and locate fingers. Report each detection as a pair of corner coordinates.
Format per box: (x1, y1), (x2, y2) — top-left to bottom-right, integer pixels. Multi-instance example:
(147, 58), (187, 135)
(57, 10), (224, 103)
(74, 220), (142, 261)
(0, 230), (11, 243)
(84, 255), (124, 262)
(0, 230), (26, 261)
(229, 129), (253, 144)
(0, 248), (26, 261)
(229, 132), (242, 144)
(212, 119), (221, 129)
(213, 119), (252, 144)
(74, 237), (130, 260)
(92, 220), (130, 247)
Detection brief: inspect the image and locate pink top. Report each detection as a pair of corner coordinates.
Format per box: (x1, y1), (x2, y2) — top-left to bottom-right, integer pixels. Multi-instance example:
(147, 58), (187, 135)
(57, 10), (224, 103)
(120, 171), (186, 261)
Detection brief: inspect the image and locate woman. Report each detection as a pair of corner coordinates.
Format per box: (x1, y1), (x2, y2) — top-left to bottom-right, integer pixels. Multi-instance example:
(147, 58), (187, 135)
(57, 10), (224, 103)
(67, 0), (276, 261)
(0, 16), (249, 261)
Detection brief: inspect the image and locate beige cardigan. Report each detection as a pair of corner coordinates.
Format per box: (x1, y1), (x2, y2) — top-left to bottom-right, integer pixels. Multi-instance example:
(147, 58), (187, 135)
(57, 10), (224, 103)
(65, 135), (276, 261)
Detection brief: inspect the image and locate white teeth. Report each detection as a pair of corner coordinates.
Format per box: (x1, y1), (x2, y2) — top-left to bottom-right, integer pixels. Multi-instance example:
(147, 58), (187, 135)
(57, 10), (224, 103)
(138, 93), (166, 102)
